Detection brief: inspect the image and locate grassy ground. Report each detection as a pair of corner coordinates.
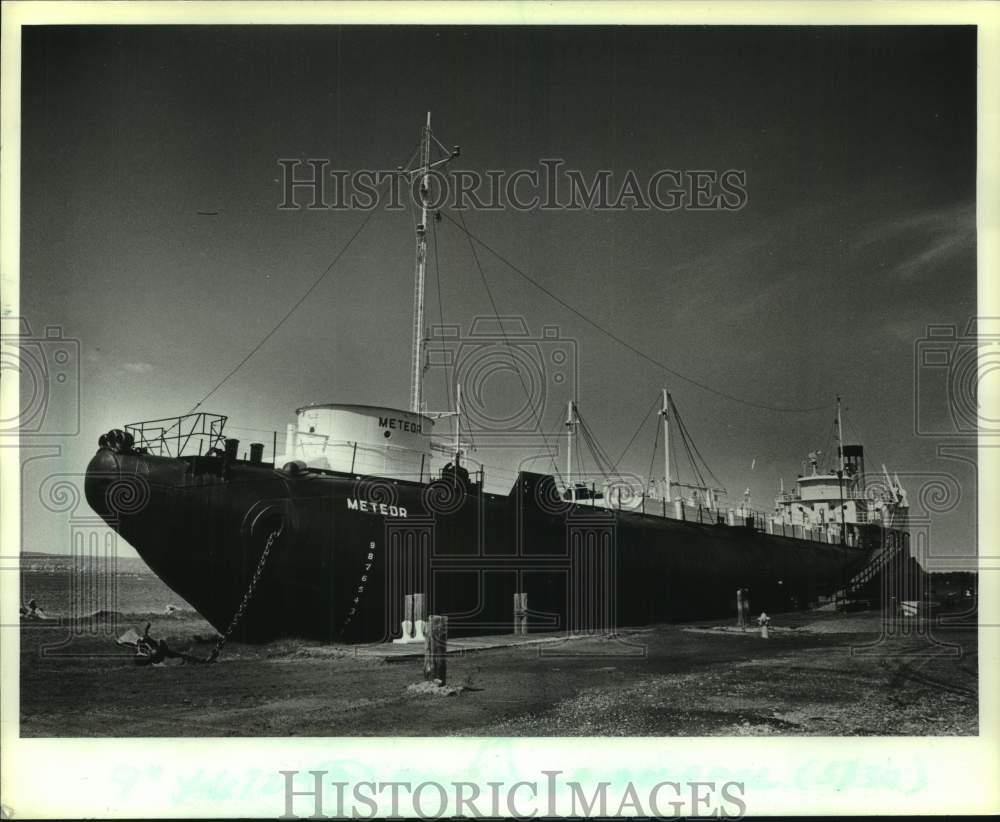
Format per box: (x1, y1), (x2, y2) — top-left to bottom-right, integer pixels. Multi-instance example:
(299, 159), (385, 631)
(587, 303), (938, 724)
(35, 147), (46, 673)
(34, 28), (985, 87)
(19, 609), (977, 737)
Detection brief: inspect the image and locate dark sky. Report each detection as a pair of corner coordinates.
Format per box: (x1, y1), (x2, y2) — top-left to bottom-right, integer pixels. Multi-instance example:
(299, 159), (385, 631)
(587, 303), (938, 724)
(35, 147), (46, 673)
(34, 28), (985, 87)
(20, 25), (977, 562)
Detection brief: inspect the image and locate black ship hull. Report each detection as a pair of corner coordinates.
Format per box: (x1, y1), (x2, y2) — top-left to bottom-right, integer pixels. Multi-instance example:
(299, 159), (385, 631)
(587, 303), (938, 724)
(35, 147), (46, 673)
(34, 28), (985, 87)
(85, 446), (884, 643)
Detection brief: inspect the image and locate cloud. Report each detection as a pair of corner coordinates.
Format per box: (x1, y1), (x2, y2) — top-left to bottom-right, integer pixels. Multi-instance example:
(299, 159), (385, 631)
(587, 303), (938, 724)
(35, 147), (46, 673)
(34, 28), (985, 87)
(122, 361), (154, 374)
(851, 201), (976, 281)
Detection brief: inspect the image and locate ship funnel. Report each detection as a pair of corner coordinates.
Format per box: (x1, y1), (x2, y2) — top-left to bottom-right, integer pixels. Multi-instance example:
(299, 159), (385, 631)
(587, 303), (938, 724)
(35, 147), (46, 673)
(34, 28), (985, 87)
(249, 442), (264, 464)
(842, 444), (866, 491)
(224, 438), (240, 461)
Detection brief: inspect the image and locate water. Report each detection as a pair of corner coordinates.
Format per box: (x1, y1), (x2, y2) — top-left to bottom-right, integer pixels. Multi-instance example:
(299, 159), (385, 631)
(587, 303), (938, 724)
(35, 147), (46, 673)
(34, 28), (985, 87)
(19, 559), (197, 618)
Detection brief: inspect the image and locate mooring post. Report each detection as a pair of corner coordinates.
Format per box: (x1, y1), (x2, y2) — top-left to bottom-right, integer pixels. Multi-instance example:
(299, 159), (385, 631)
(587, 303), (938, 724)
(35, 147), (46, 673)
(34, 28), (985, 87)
(736, 588), (750, 631)
(513, 592), (528, 635)
(402, 594), (414, 639)
(412, 593), (426, 642)
(424, 614), (448, 684)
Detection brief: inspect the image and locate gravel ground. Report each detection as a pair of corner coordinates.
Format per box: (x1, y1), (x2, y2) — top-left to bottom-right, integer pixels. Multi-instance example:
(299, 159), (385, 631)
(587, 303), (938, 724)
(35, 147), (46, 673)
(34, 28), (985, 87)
(19, 609), (977, 737)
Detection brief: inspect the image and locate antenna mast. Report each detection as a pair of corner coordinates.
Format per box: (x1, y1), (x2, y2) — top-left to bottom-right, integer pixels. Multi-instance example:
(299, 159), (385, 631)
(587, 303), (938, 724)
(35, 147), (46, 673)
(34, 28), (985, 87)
(454, 382), (462, 463)
(565, 400), (576, 501)
(406, 112), (459, 413)
(661, 389), (671, 503)
(836, 394), (845, 473)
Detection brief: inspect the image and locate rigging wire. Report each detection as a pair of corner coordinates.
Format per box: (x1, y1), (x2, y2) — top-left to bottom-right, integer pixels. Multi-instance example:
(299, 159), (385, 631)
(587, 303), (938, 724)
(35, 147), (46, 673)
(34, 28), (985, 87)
(670, 394), (726, 492)
(675, 413), (706, 489)
(820, 415), (837, 473)
(438, 209), (832, 415)
(430, 218), (454, 416)
(573, 419), (585, 485)
(430, 217), (480, 456)
(187, 207), (379, 414)
(575, 406), (619, 479)
(576, 416), (613, 480)
(186, 156), (417, 414)
(455, 209), (563, 482)
(612, 392), (662, 471)
(459, 410), (478, 455)
(669, 427), (680, 491)
(586, 415), (623, 478)
(646, 415), (661, 491)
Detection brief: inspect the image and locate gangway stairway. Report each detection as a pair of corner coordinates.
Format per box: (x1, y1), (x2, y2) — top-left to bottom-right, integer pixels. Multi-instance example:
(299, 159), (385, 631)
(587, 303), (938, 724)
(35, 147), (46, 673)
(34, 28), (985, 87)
(831, 531), (920, 611)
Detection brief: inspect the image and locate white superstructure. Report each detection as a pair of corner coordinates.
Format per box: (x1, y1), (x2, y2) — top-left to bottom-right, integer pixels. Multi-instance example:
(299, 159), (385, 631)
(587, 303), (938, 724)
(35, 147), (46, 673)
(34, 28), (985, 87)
(278, 403), (436, 481)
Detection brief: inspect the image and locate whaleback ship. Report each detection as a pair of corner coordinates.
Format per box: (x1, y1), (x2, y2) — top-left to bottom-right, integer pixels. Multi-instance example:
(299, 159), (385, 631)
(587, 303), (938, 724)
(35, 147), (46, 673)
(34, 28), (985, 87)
(85, 115), (915, 643)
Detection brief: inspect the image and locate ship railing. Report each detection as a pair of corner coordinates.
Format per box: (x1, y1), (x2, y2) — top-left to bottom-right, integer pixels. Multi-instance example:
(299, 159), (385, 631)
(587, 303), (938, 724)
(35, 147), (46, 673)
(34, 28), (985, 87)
(611, 493), (864, 547)
(292, 438), (456, 484)
(125, 413), (228, 458)
(515, 475), (868, 547)
(778, 489), (872, 503)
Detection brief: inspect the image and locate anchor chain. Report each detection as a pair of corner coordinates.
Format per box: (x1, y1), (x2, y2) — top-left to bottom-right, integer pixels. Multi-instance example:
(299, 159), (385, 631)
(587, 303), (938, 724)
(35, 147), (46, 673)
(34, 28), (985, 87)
(207, 528), (280, 662)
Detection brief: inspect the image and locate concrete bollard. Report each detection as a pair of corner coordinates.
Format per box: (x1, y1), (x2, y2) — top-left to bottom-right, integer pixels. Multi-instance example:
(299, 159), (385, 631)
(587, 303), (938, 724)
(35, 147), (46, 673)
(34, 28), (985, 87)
(513, 592), (528, 636)
(401, 594), (415, 640)
(412, 593), (426, 642)
(394, 593), (426, 644)
(424, 614), (448, 684)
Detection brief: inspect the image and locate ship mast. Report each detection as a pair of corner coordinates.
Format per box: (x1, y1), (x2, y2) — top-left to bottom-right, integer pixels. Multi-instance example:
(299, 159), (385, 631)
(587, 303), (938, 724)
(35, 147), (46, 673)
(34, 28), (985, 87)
(661, 388), (671, 503)
(836, 394), (845, 473)
(408, 112), (433, 414)
(566, 400), (576, 501)
(406, 112), (459, 414)
(454, 382), (462, 464)
(836, 394), (846, 545)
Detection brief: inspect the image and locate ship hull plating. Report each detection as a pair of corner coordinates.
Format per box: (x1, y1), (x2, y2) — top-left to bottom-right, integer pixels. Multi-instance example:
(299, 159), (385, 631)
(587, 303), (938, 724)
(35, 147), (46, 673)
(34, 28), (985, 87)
(85, 449), (882, 643)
